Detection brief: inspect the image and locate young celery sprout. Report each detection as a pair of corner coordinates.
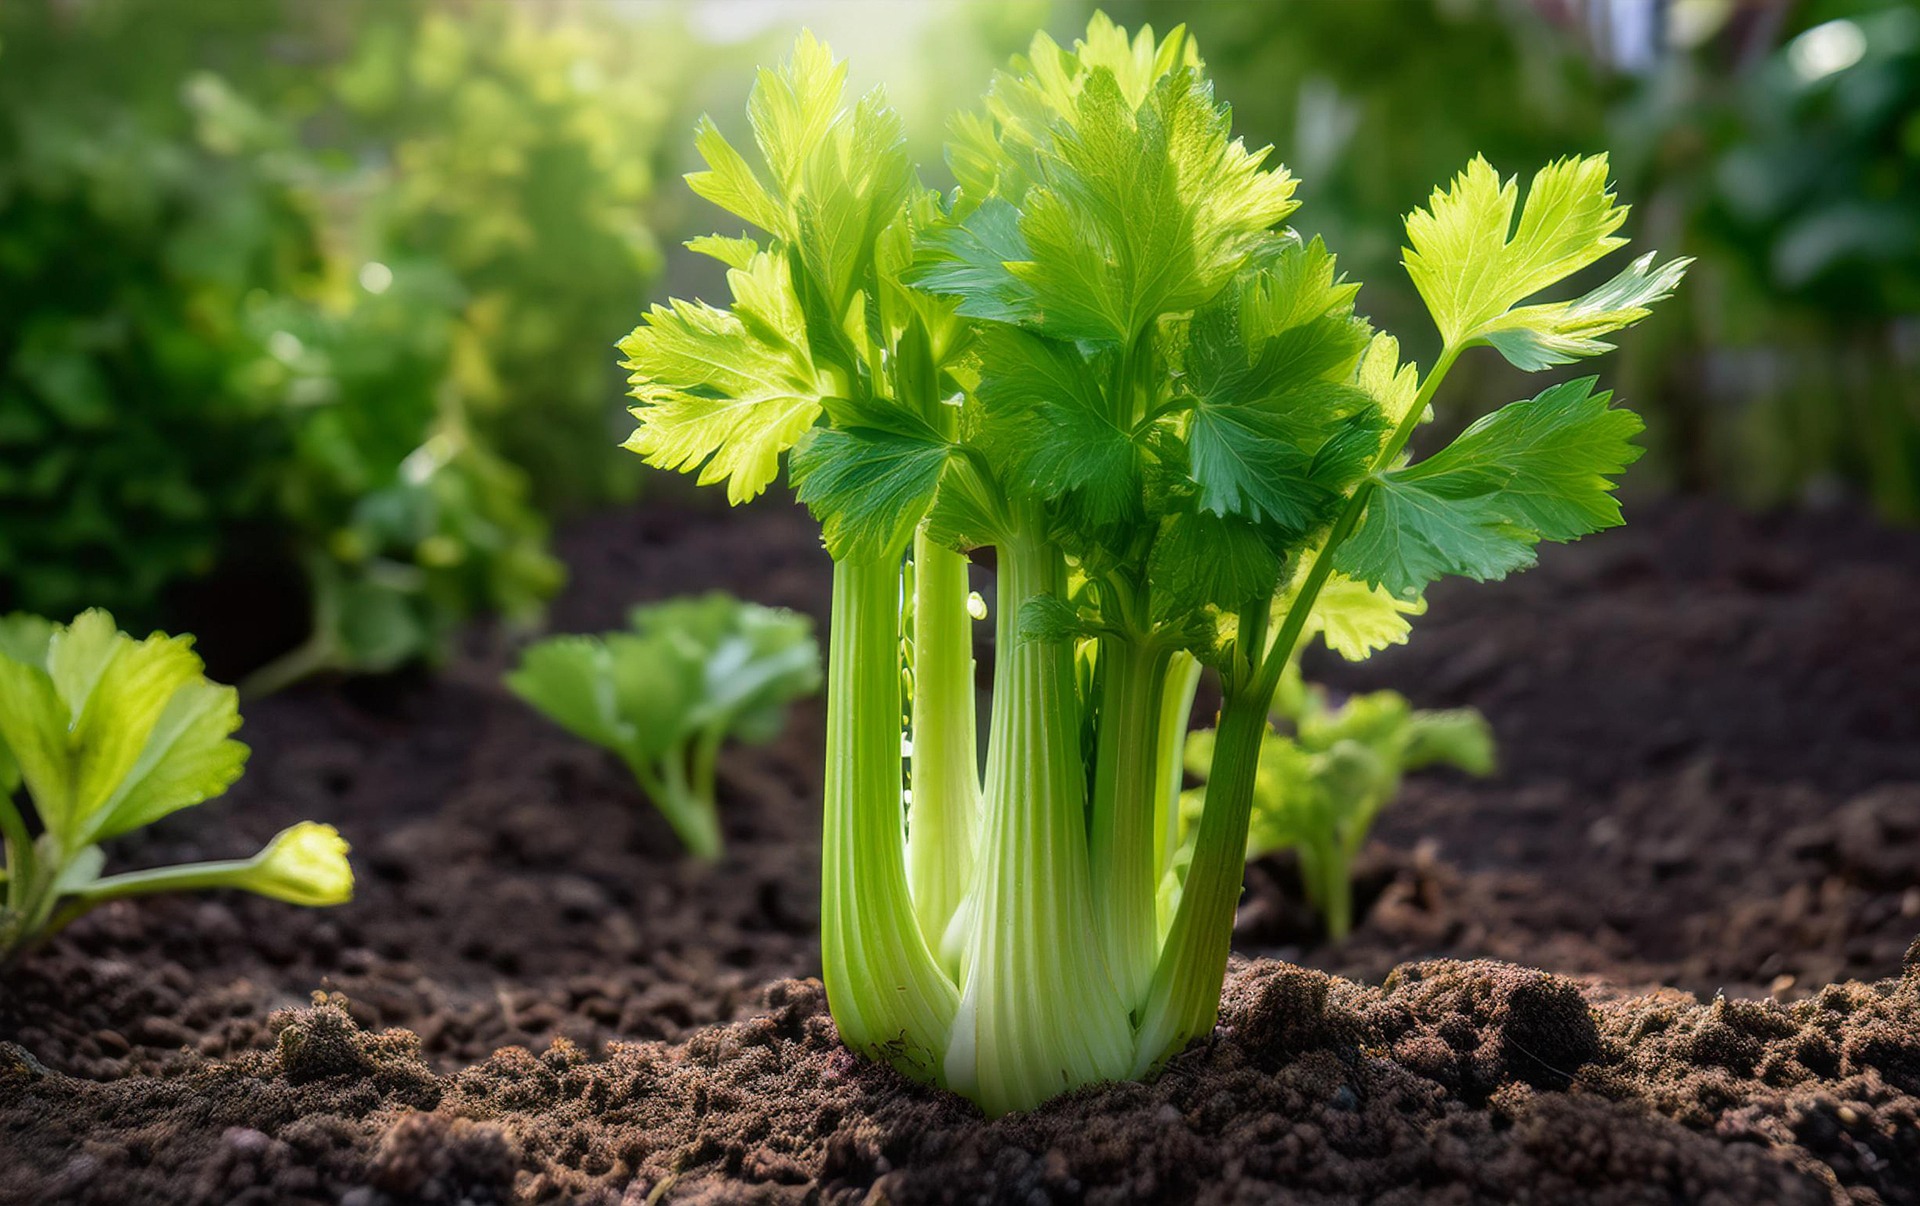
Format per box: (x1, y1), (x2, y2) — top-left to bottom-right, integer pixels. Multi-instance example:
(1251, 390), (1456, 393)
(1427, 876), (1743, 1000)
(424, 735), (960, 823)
(505, 592), (821, 859)
(618, 18), (1685, 1115)
(0, 610), (354, 964)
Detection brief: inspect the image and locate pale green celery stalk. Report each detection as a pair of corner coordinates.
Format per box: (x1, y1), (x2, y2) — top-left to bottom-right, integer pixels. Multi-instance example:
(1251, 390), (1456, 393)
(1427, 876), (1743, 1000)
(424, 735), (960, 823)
(946, 527), (1134, 1115)
(1154, 652), (1203, 890)
(906, 530), (980, 955)
(819, 557), (957, 1083)
(1134, 346), (1466, 1074)
(1088, 633), (1173, 1012)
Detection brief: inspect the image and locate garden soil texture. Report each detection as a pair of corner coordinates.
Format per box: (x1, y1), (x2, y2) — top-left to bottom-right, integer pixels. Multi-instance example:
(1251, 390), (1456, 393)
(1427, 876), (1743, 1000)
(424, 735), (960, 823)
(4, 495), (1920, 1205)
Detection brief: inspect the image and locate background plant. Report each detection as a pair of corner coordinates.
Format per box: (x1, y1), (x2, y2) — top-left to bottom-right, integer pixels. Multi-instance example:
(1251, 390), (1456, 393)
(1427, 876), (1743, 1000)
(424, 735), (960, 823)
(0, 610), (353, 964)
(1179, 670), (1494, 941)
(0, 0), (673, 682)
(506, 593), (821, 859)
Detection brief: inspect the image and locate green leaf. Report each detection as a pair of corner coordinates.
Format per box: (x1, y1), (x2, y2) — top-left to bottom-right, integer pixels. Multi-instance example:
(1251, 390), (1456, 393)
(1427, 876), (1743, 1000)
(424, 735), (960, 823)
(1401, 709), (1497, 776)
(504, 636), (627, 750)
(0, 610), (248, 850)
(88, 679), (247, 842)
(916, 20), (1295, 344)
(507, 595), (821, 828)
(1404, 154), (1631, 350)
(1017, 595), (1103, 642)
(1334, 377), (1643, 598)
(792, 414), (953, 564)
(1334, 482), (1537, 601)
(1150, 509), (1281, 616)
(603, 632), (703, 758)
(620, 253), (824, 506)
(686, 117), (786, 237)
(1403, 376), (1645, 541)
(906, 197), (1037, 326)
(1480, 251), (1693, 371)
(972, 327), (1138, 524)
(1179, 240), (1380, 531)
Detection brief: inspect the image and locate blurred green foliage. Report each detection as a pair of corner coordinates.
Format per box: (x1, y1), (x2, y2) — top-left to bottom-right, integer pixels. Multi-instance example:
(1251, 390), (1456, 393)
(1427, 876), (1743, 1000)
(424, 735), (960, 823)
(0, 0), (677, 682)
(332, 2), (674, 508)
(1112, 0), (1920, 520)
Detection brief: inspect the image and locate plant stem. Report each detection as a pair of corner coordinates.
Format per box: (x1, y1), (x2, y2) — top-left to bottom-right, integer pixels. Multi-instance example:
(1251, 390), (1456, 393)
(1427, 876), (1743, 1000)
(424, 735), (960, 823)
(946, 527), (1134, 1116)
(819, 557), (957, 1083)
(906, 530), (981, 956)
(1088, 634), (1172, 1014)
(1154, 652), (1203, 888)
(628, 753), (722, 860)
(1130, 680), (1271, 1075)
(1264, 344), (1462, 683)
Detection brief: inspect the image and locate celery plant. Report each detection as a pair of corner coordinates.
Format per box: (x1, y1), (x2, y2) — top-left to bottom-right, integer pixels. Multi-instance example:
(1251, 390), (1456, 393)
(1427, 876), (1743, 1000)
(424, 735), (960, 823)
(0, 611), (354, 964)
(619, 18), (1684, 1115)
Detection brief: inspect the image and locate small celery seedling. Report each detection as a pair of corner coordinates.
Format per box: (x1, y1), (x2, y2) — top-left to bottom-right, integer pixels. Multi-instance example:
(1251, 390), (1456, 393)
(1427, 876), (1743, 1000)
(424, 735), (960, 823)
(0, 610), (354, 964)
(619, 18), (1683, 1114)
(1180, 671), (1493, 941)
(505, 593), (821, 858)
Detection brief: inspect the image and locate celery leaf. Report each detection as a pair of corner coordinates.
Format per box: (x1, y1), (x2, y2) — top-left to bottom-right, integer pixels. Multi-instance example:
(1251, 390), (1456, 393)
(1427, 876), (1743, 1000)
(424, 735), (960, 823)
(1335, 377), (1643, 598)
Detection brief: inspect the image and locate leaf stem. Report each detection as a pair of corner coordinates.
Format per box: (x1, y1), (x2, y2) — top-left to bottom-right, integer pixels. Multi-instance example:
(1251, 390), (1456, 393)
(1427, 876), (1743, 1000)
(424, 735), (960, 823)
(1260, 343), (1464, 692)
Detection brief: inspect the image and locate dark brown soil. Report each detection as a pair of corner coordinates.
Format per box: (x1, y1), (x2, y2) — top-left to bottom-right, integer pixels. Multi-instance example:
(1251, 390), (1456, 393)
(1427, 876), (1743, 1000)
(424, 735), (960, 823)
(4, 493), (1920, 1204)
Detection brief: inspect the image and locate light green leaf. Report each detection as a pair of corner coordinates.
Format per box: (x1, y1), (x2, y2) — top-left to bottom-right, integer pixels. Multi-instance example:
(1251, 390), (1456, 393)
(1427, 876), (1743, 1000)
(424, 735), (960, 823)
(1303, 571), (1425, 662)
(620, 253), (823, 506)
(0, 655), (67, 823)
(1356, 333), (1421, 428)
(1480, 251), (1692, 371)
(88, 679), (248, 842)
(1401, 709), (1497, 776)
(685, 233), (762, 270)
(686, 116), (787, 237)
(504, 636), (628, 750)
(52, 611), (208, 836)
(746, 30), (849, 198)
(917, 19), (1295, 344)
(791, 411), (953, 564)
(1404, 154), (1630, 350)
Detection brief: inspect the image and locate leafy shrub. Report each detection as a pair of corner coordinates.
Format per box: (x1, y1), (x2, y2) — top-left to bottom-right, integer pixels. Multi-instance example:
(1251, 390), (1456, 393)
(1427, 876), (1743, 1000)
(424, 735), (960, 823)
(0, 0), (672, 680)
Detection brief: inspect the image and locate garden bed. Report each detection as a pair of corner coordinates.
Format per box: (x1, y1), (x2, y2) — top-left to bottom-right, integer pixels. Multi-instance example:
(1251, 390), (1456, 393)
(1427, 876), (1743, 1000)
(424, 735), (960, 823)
(4, 495), (1919, 1204)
